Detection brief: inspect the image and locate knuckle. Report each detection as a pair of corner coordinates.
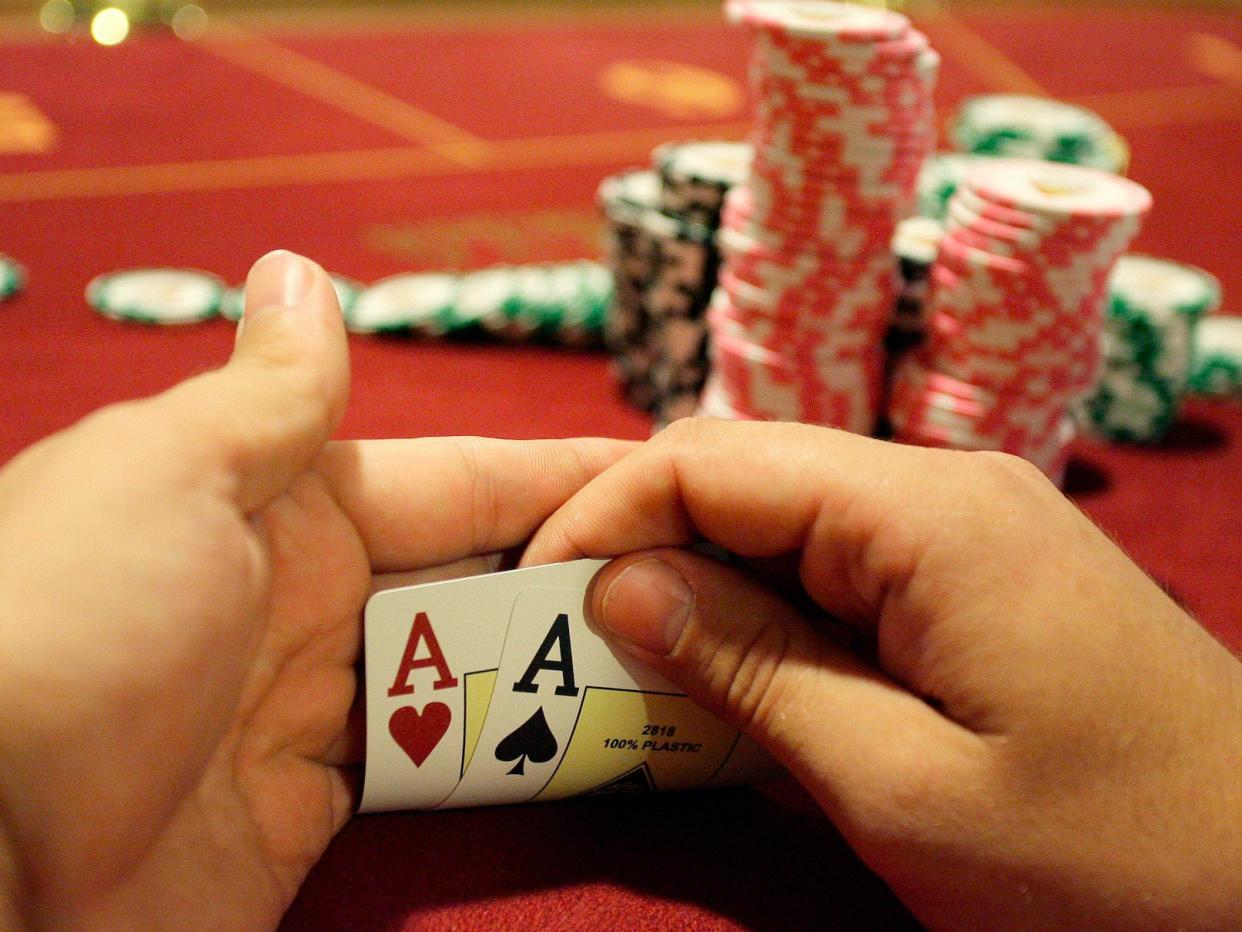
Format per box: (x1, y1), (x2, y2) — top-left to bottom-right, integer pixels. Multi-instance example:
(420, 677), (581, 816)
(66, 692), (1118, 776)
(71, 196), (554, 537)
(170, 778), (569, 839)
(449, 438), (500, 553)
(684, 609), (796, 737)
(652, 414), (706, 449)
(970, 449), (1052, 494)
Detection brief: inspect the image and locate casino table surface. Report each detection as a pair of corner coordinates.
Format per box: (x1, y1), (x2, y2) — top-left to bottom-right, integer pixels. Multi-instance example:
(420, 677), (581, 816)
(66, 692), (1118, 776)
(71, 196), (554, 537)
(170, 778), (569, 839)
(1, 1), (1240, 927)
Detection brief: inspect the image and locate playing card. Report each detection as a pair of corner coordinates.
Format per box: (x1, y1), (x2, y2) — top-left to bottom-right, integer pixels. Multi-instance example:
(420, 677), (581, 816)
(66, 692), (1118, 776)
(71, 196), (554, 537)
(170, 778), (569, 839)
(437, 585), (771, 809)
(359, 559), (605, 813)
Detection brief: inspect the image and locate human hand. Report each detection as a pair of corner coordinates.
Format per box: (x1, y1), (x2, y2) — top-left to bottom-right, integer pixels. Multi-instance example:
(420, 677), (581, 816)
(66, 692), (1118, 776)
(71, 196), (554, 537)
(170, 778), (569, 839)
(525, 418), (1242, 931)
(0, 251), (631, 930)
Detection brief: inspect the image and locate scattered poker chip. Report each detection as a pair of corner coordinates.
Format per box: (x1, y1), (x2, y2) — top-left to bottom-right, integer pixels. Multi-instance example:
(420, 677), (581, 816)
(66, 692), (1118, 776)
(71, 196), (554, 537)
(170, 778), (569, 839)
(950, 94), (1129, 173)
(0, 255), (27, 301)
(463, 261), (613, 345)
(1077, 255), (1222, 441)
(222, 273), (363, 322)
(86, 268), (225, 324)
(889, 158), (1152, 480)
(350, 263), (613, 344)
(1189, 316), (1242, 398)
(348, 273), (461, 335)
(703, 0), (939, 432)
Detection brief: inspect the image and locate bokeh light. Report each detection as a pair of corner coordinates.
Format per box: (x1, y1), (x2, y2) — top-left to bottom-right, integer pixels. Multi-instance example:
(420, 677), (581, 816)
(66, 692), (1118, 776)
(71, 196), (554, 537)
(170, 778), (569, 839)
(37, 0), (75, 34)
(90, 7), (131, 46)
(171, 5), (208, 41)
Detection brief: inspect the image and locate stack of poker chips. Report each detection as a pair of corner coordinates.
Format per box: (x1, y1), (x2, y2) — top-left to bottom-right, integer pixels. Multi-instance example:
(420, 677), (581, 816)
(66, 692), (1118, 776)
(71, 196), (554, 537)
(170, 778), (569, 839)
(887, 216), (944, 362)
(950, 94), (1129, 174)
(913, 98), (1129, 224)
(1077, 255), (1221, 442)
(701, 0), (939, 433)
(889, 159), (1152, 483)
(650, 141), (752, 424)
(1189, 315), (1242, 399)
(599, 169), (665, 412)
(598, 141), (751, 425)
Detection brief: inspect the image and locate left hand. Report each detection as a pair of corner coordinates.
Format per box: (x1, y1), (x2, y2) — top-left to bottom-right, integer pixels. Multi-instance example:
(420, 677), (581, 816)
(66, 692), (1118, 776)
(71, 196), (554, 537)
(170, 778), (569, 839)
(0, 250), (631, 929)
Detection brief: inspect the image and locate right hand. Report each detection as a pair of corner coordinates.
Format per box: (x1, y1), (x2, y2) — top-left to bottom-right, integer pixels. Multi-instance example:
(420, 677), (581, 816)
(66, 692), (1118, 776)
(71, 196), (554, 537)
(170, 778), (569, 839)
(524, 418), (1242, 931)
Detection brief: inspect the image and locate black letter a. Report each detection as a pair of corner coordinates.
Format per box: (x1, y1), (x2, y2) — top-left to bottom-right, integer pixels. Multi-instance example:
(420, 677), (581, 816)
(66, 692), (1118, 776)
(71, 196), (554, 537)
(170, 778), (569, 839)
(512, 613), (579, 697)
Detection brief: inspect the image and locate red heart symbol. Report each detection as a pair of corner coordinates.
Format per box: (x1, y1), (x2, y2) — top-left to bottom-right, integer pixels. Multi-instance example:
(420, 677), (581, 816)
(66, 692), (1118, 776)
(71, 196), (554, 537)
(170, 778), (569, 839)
(388, 703), (451, 768)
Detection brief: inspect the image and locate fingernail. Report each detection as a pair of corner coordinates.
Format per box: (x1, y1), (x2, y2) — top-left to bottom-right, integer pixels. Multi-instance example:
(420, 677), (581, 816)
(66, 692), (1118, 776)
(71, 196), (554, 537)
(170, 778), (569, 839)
(598, 558), (693, 656)
(247, 249), (312, 312)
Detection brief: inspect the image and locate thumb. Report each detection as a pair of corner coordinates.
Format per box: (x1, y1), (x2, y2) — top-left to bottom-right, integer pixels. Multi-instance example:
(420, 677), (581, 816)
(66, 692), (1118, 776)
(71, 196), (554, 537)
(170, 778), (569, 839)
(154, 250), (350, 512)
(589, 549), (981, 826)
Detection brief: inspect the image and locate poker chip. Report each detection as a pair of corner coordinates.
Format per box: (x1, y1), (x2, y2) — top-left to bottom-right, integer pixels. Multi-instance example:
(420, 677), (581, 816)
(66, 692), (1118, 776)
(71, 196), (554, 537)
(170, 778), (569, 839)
(86, 268), (225, 324)
(1189, 315), (1242, 398)
(950, 94), (1130, 173)
(222, 273), (362, 322)
(0, 254), (27, 302)
(914, 151), (989, 220)
(654, 140), (753, 227)
(467, 261), (613, 345)
(889, 159), (1152, 480)
(348, 273), (460, 334)
(702, 0), (938, 432)
(600, 169), (666, 412)
(887, 216), (943, 361)
(350, 262), (612, 344)
(640, 202), (720, 427)
(1077, 255), (1222, 441)
(601, 156), (739, 424)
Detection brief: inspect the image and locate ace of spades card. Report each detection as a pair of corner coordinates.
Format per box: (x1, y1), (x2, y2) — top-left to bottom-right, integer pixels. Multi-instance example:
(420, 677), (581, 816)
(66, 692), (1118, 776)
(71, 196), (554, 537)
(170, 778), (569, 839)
(359, 560), (605, 813)
(437, 587), (759, 809)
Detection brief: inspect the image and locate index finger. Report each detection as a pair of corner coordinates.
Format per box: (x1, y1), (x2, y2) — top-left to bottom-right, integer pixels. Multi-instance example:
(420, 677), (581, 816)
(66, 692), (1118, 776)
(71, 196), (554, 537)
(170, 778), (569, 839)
(521, 418), (1050, 624)
(318, 436), (637, 572)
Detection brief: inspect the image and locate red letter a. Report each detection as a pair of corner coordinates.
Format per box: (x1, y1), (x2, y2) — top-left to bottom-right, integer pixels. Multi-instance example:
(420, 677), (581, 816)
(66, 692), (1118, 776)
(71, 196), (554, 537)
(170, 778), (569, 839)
(387, 612), (459, 697)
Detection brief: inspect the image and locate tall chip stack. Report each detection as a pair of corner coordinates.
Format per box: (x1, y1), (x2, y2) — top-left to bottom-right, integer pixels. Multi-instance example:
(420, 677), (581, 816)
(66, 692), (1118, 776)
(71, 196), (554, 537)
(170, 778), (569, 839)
(650, 142), (752, 424)
(888, 159), (1153, 483)
(599, 170), (665, 414)
(599, 143), (750, 426)
(701, 0), (939, 433)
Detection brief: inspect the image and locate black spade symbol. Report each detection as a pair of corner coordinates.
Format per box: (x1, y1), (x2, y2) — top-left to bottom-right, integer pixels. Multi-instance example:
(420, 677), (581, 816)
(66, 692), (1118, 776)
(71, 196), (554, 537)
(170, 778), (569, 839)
(495, 707), (558, 776)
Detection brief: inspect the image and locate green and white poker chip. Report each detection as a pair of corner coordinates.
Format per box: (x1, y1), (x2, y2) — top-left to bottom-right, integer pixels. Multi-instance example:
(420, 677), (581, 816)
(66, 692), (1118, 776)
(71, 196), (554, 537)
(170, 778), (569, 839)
(915, 152), (988, 220)
(86, 268), (225, 324)
(950, 94), (1128, 173)
(1110, 254), (1221, 322)
(1078, 255), (1224, 442)
(1189, 316), (1242, 398)
(347, 272), (461, 335)
(222, 273), (362, 322)
(0, 255), (27, 301)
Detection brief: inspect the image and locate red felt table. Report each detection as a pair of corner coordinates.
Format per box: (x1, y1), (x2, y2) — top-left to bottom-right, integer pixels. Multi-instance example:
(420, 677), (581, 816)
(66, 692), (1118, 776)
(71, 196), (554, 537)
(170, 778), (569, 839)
(1, 2), (1240, 928)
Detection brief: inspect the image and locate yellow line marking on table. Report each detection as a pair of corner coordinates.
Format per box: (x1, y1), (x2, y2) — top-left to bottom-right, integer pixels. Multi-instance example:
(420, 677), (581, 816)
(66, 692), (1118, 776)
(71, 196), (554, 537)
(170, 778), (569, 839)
(0, 92), (57, 154)
(915, 0), (1049, 97)
(199, 20), (491, 166)
(0, 120), (750, 203)
(1184, 31), (1242, 84)
(1067, 83), (1242, 128)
